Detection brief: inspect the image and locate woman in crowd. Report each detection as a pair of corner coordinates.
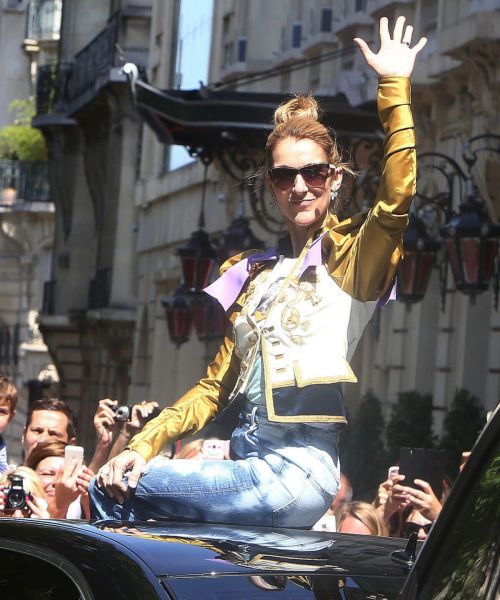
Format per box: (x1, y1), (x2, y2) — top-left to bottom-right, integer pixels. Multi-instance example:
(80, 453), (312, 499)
(91, 16), (427, 527)
(25, 439), (93, 518)
(0, 466), (50, 518)
(336, 501), (388, 536)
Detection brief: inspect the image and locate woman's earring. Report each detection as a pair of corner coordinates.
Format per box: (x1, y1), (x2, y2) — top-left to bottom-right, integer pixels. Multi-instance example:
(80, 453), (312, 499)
(329, 188), (339, 212)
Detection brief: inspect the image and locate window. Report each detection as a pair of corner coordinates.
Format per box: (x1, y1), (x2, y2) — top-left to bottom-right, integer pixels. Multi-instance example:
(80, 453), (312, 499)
(292, 23), (302, 48)
(321, 7), (333, 32)
(0, 549), (84, 598)
(237, 37), (247, 62)
(355, 0), (367, 12)
(420, 437), (500, 598)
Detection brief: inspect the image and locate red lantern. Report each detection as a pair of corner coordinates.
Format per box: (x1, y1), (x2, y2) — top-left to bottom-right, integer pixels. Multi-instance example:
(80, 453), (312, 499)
(161, 287), (193, 347)
(191, 292), (229, 341)
(397, 215), (441, 304)
(178, 229), (217, 291)
(218, 216), (263, 263)
(441, 199), (500, 299)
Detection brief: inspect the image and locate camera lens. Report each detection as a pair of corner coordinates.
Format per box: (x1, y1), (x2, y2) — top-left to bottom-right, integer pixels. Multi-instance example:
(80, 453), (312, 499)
(6, 489), (26, 509)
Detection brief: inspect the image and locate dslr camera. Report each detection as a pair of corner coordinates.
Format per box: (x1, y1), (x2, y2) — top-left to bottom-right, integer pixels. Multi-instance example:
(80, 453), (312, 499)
(111, 404), (161, 423)
(4, 474), (30, 512)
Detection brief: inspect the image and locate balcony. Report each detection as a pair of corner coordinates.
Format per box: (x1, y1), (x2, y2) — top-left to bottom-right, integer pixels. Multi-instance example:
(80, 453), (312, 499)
(26, 0), (62, 41)
(0, 160), (50, 204)
(88, 268), (112, 309)
(34, 10), (150, 120)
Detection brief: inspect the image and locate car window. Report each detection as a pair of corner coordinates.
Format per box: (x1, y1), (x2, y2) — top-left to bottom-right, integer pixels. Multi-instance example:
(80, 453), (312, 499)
(0, 549), (82, 599)
(418, 438), (500, 599)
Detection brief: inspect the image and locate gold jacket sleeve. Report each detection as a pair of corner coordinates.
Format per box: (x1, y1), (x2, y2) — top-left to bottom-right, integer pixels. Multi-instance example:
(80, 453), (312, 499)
(126, 253), (252, 462)
(324, 76), (415, 301)
(126, 329), (241, 461)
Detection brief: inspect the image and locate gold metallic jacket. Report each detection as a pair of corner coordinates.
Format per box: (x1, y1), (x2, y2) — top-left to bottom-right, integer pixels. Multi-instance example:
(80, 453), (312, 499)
(128, 77), (416, 461)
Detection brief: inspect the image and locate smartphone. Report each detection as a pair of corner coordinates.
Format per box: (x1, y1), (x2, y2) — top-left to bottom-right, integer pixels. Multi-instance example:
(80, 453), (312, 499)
(202, 439), (228, 460)
(388, 465), (399, 480)
(64, 445), (84, 471)
(398, 447), (447, 498)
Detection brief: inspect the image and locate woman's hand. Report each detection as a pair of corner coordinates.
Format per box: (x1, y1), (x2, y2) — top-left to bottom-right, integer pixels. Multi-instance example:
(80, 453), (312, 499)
(394, 478), (443, 521)
(376, 474), (408, 521)
(93, 398), (119, 447)
(354, 16), (427, 78)
(25, 495), (50, 519)
(96, 450), (146, 504)
(52, 459), (82, 517)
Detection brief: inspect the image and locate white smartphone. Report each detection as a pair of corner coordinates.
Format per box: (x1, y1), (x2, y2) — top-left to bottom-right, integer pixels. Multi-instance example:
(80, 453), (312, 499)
(64, 445), (84, 471)
(388, 465), (399, 480)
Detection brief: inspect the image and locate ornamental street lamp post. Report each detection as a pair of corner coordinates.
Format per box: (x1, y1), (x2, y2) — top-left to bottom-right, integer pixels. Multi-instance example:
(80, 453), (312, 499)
(398, 134), (500, 309)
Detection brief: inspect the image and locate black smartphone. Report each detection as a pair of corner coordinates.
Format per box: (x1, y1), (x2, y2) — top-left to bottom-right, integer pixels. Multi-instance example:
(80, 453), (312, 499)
(398, 447), (447, 498)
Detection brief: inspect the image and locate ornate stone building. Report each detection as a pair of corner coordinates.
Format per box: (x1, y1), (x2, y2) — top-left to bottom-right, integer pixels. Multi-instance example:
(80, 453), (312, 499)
(34, 0), (500, 452)
(0, 0), (60, 463)
(33, 0), (152, 449)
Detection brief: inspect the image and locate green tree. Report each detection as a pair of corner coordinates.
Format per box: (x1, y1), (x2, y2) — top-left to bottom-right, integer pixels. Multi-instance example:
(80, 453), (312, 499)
(386, 390), (434, 462)
(342, 391), (388, 500)
(440, 388), (485, 477)
(0, 98), (47, 161)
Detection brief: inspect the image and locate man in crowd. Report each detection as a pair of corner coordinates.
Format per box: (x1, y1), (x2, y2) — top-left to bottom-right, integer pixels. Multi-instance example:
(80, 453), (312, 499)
(22, 396), (77, 458)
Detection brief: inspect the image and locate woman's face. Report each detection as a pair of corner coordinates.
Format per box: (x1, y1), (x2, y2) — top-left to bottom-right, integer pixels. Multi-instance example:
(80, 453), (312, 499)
(35, 455), (64, 498)
(404, 509), (433, 540)
(269, 137), (342, 231)
(338, 514), (372, 535)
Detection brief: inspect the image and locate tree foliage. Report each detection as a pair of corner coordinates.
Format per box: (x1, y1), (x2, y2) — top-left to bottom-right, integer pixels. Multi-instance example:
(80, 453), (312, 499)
(342, 391), (388, 500)
(0, 99), (47, 161)
(440, 388), (485, 477)
(386, 390), (435, 462)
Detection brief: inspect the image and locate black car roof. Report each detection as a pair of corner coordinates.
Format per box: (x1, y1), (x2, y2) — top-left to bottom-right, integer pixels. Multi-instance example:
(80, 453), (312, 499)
(58, 519), (413, 578)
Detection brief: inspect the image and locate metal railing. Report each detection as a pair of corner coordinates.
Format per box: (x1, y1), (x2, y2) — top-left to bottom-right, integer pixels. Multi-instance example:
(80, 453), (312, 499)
(26, 0), (62, 40)
(68, 12), (120, 99)
(0, 160), (50, 203)
(35, 62), (72, 115)
(88, 268), (112, 309)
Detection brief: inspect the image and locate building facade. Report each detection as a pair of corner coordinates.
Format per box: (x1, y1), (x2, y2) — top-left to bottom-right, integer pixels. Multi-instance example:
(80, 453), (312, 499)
(0, 0), (60, 464)
(34, 0), (500, 453)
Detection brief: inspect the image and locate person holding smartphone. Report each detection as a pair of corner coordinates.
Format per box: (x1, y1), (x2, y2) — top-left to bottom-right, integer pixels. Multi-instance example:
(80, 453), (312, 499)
(25, 440), (93, 518)
(91, 16), (427, 527)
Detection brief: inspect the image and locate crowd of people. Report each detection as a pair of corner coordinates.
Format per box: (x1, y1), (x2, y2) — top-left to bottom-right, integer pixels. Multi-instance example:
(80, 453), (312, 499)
(0, 372), (462, 542)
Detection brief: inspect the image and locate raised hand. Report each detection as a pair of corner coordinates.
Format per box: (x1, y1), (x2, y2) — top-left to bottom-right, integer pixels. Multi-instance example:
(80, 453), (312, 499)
(354, 16), (427, 78)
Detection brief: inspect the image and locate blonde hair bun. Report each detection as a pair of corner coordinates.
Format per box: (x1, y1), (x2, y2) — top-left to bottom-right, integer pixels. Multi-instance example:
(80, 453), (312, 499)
(273, 95), (320, 125)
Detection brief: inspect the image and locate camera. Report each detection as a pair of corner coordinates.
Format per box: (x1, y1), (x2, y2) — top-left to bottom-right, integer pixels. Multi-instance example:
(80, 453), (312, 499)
(111, 404), (132, 422)
(4, 474), (29, 512)
(111, 404), (161, 423)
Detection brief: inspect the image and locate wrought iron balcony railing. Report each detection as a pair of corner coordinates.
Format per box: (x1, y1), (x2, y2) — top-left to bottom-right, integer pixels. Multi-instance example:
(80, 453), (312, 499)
(35, 10), (149, 117)
(35, 61), (72, 115)
(68, 11), (120, 100)
(0, 160), (50, 203)
(88, 268), (112, 309)
(26, 0), (62, 41)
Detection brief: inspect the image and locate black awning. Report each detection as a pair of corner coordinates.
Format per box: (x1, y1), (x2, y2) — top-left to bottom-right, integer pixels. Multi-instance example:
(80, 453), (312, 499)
(134, 80), (381, 151)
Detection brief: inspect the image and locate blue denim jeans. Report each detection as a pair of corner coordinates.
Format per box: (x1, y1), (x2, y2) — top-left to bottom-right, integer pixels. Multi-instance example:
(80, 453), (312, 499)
(90, 400), (342, 528)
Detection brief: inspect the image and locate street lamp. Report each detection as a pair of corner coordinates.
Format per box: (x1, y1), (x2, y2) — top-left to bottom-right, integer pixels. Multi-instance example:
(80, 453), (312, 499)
(397, 135), (500, 309)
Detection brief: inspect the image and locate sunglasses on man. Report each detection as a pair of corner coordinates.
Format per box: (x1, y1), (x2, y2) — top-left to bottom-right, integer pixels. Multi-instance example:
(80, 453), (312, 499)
(402, 521), (433, 538)
(268, 162), (336, 191)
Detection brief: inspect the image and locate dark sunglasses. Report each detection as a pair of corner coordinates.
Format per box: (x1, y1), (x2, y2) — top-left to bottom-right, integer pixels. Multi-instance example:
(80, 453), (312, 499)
(402, 522), (433, 538)
(268, 162), (335, 191)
